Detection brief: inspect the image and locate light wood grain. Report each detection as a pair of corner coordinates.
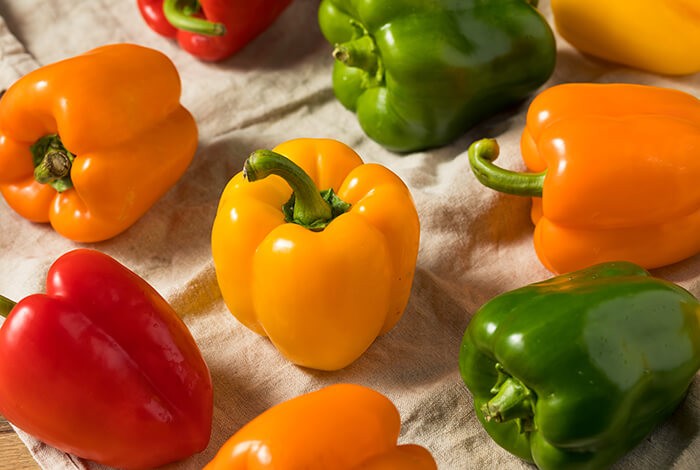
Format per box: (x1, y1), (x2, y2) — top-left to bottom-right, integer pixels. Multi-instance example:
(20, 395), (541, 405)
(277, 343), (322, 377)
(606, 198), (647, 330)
(0, 415), (39, 470)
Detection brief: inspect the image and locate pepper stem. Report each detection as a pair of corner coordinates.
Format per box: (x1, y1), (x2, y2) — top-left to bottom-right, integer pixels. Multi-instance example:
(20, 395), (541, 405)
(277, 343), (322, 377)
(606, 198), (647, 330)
(35, 150), (71, 182)
(482, 364), (536, 432)
(0, 295), (16, 319)
(31, 134), (74, 192)
(333, 35), (379, 75)
(244, 150), (351, 231)
(163, 0), (226, 36)
(468, 138), (545, 197)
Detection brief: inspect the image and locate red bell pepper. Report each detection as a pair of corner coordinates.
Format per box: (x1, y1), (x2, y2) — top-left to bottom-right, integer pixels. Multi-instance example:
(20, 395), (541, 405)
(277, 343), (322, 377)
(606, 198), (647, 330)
(0, 249), (213, 469)
(137, 0), (293, 61)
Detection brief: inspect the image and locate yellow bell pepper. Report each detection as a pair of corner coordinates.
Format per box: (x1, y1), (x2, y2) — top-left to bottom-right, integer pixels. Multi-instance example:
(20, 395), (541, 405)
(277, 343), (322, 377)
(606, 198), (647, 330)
(551, 0), (700, 75)
(204, 384), (437, 469)
(211, 138), (420, 371)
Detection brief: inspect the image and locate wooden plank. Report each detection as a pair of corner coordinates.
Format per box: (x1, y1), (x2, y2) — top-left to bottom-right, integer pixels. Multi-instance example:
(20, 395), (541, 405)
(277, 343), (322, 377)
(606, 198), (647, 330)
(0, 415), (39, 470)
(0, 417), (13, 433)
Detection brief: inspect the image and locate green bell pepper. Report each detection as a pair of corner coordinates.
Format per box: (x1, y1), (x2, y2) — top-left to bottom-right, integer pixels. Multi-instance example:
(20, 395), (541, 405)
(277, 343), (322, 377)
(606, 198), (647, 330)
(317, 0), (556, 153)
(459, 262), (700, 470)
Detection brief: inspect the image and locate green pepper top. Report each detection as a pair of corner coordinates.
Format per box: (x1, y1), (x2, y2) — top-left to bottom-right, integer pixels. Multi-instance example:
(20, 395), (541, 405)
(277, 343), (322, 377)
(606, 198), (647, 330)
(318, 0), (555, 152)
(459, 262), (700, 470)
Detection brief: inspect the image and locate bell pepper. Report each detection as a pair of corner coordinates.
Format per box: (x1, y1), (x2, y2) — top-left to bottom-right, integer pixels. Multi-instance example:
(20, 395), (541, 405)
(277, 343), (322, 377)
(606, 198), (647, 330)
(317, 0), (556, 152)
(468, 83), (700, 274)
(551, 0), (700, 76)
(0, 43), (197, 243)
(137, 0), (293, 62)
(459, 261), (700, 470)
(211, 138), (420, 370)
(0, 249), (213, 469)
(205, 383), (437, 469)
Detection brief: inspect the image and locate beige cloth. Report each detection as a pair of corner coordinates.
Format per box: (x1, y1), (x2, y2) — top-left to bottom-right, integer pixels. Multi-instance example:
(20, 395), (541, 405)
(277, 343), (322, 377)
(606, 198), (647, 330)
(0, 1), (698, 469)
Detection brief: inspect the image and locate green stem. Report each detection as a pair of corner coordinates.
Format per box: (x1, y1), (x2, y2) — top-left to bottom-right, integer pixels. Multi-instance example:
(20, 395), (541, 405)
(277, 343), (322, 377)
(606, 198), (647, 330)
(31, 134), (74, 193)
(333, 35), (379, 75)
(468, 138), (545, 197)
(244, 150), (351, 231)
(163, 0), (226, 36)
(482, 364), (536, 432)
(0, 295), (16, 318)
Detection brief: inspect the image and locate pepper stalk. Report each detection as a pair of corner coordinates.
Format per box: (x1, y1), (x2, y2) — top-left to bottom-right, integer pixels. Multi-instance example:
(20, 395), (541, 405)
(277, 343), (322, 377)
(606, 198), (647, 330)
(163, 0), (226, 36)
(31, 134), (74, 192)
(332, 34), (384, 88)
(482, 363), (537, 433)
(0, 295), (16, 319)
(244, 150), (351, 231)
(468, 138), (545, 197)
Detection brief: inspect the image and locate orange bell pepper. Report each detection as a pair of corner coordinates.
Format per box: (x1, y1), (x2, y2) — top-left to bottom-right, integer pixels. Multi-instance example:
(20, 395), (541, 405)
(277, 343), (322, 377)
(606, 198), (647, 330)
(0, 44), (197, 242)
(211, 138), (420, 371)
(468, 83), (700, 274)
(204, 383), (437, 469)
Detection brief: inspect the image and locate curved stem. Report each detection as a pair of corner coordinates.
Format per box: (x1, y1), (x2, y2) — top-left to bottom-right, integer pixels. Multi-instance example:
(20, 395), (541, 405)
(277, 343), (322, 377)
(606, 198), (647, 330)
(468, 138), (545, 197)
(244, 150), (351, 231)
(333, 35), (379, 74)
(163, 0), (226, 36)
(0, 295), (16, 318)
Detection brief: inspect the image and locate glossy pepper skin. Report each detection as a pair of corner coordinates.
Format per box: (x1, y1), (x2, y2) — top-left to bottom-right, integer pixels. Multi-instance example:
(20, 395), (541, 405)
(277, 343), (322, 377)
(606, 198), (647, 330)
(137, 0), (293, 62)
(318, 0), (556, 152)
(211, 138), (420, 370)
(551, 0), (700, 76)
(468, 83), (700, 274)
(0, 44), (197, 243)
(205, 383), (437, 469)
(0, 249), (213, 469)
(459, 262), (700, 470)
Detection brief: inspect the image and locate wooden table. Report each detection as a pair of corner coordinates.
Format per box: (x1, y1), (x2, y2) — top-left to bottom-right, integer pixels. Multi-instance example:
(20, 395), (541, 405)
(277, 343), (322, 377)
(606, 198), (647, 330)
(0, 415), (39, 469)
